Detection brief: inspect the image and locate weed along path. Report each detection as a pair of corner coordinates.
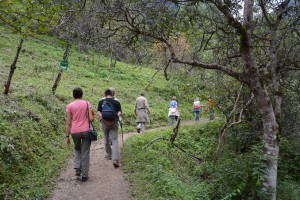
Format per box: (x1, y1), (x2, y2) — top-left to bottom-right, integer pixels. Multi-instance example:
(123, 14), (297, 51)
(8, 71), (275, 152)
(47, 120), (204, 200)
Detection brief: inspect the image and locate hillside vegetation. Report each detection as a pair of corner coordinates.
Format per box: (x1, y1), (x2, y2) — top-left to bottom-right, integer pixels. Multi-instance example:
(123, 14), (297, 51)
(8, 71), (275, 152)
(2, 27), (299, 200)
(0, 28), (204, 199)
(122, 121), (300, 200)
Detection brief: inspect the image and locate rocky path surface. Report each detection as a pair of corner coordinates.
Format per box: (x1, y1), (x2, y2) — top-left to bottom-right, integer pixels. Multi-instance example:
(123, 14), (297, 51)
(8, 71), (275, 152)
(47, 120), (204, 200)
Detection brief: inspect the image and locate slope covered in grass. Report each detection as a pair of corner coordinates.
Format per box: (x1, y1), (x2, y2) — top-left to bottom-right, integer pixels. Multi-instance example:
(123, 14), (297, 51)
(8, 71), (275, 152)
(122, 121), (300, 200)
(0, 26), (204, 199)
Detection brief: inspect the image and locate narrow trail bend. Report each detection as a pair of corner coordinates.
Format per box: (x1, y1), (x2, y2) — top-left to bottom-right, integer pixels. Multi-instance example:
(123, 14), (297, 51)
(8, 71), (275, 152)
(47, 120), (205, 200)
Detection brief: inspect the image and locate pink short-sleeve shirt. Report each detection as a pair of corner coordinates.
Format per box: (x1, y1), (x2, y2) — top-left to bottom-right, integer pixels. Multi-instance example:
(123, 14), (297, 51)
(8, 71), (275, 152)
(66, 99), (92, 134)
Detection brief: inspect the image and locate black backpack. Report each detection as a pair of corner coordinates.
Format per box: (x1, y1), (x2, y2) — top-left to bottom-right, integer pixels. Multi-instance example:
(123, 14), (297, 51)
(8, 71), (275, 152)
(102, 100), (118, 121)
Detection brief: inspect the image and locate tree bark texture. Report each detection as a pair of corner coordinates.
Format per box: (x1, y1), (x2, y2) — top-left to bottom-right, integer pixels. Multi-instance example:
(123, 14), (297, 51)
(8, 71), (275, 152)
(52, 44), (71, 94)
(249, 74), (279, 200)
(3, 38), (24, 95)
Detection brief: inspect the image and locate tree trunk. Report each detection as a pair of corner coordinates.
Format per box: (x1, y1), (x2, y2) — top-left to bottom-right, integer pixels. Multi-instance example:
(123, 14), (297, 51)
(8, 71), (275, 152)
(52, 44), (71, 94)
(261, 116), (279, 200)
(239, 1), (279, 196)
(3, 38), (24, 95)
(250, 77), (279, 200)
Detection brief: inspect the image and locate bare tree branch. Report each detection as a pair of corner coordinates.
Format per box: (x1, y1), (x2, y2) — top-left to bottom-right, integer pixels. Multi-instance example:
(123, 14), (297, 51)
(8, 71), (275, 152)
(216, 86), (254, 154)
(145, 69), (161, 90)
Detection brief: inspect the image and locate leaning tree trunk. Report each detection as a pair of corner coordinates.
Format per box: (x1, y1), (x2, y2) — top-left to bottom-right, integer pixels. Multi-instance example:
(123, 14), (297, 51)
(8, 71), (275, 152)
(3, 38), (24, 95)
(52, 44), (71, 94)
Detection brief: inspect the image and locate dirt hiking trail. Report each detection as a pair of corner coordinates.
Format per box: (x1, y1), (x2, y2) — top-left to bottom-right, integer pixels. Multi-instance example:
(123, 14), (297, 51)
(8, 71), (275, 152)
(47, 120), (204, 200)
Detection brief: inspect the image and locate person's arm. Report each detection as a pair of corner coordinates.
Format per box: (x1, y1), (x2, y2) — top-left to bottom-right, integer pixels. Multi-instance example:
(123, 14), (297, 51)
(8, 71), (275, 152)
(66, 111), (72, 145)
(118, 111), (122, 118)
(97, 100), (102, 121)
(117, 102), (122, 121)
(88, 106), (94, 122)
(134, 101), (137, 116)
(97, 111), (102, 121)
(145, 99), (150, 114)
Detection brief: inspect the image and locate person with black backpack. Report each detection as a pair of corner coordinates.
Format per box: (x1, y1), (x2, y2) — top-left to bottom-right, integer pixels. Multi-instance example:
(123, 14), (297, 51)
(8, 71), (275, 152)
(97, 89), (122, 168)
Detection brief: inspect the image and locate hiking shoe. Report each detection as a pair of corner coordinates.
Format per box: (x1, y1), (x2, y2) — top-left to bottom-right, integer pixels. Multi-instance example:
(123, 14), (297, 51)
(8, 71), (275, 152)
(75, 169), (82, 176)
(113, 160), (119, 168)
(105, 154), (112, 160)
(137, 128), (140, 133)
(76, 176), (88, 182)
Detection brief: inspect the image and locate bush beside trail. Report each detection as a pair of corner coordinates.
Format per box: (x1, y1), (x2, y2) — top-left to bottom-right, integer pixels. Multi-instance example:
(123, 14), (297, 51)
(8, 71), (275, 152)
(122, 121), (300, 200)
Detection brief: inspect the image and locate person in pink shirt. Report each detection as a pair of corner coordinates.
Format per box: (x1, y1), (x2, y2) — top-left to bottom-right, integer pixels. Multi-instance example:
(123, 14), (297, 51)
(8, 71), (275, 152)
(66, 87), (94, 182)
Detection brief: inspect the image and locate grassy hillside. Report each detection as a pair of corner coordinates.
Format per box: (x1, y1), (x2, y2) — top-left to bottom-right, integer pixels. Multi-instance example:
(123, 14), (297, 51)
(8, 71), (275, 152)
(0, 26), (205, 199)
(0, 26), (200, 129)
(122, 122), (300, 200)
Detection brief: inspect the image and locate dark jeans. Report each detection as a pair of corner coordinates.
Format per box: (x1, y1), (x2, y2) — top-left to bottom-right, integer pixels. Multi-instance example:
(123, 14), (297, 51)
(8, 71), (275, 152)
(194, 111), (200, 121)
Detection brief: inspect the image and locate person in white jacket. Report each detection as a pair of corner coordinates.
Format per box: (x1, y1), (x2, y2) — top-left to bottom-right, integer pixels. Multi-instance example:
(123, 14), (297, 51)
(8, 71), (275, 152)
(193, 97), (201, 121)
(168, 96), (180, 126)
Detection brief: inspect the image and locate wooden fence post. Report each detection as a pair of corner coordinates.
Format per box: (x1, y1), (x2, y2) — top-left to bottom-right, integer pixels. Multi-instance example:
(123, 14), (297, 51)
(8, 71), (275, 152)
(52, 44), (71, 94)
(3, 38), (24, 95)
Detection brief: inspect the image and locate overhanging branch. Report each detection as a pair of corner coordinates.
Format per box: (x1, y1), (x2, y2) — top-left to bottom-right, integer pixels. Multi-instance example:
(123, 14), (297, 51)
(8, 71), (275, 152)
(171, 58), (246, 83)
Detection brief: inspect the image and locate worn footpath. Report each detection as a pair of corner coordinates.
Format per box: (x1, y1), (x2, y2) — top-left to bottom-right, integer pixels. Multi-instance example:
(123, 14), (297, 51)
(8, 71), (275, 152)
(47, 120), (203, 200)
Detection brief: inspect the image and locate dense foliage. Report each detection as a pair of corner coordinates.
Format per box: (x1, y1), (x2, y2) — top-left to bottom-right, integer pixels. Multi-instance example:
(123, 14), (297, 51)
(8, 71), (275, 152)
(122, 122), (300, 200)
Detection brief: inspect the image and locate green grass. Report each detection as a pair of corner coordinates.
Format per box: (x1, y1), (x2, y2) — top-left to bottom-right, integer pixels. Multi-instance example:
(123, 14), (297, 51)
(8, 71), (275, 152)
(122, 121), (300, 200)
(0, 26), (203, 199)
(1, 26), (299, 199)
(122, 121), (221, 200)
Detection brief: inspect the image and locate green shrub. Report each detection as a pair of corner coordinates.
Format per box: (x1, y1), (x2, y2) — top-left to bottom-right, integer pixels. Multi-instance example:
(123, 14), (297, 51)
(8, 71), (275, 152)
(277, 180), (300, 200)
(122, 121), (300, 200)
(122, 122), (221, 199)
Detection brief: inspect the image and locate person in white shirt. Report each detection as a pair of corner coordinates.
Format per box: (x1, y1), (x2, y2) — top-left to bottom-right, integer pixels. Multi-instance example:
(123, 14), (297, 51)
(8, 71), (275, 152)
(193, 97), (201, 121)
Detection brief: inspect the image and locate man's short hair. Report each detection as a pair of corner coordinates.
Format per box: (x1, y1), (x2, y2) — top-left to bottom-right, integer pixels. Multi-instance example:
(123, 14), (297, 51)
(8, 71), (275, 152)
(73, 87), (83, 99)
(105, 89), (113, 97)
(141, 92), (145, 96)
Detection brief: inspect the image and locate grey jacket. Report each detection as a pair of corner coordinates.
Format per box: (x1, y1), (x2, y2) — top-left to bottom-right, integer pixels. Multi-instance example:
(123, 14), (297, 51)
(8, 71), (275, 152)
(134, 96), (150, 123)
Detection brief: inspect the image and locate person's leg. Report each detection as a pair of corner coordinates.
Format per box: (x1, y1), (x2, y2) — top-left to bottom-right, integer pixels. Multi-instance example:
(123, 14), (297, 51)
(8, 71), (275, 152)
(140, 122), (145, 133)
(80, 132), (91, 178)
(110, 121), (119, 165)
(102, 122), (112, 158)
(195, 111), (199, 121)
(72, 133), (82, 171)
(169, 115), (174, 126)
(137, 122), (141, 133)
